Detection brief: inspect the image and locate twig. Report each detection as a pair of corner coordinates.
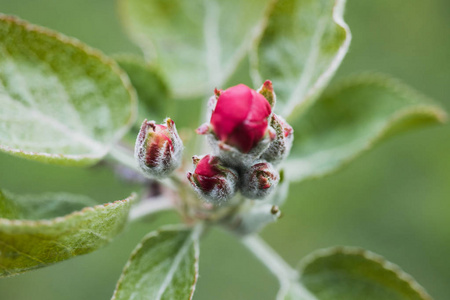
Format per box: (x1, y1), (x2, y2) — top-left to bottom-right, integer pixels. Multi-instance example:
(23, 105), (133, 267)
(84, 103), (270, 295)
(128, 196), (174, 221)
(241, 235), (316, 300)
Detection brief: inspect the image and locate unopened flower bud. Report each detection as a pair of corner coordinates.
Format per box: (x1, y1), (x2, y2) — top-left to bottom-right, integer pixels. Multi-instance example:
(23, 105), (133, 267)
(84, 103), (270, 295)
(261, 114), (294, 164)
(197, 84), (274, 168)
(135, 118), (183, 178)
(187, 155), (239, 203)
(199, 84), (272, 153)
(240, 162), (279, 199)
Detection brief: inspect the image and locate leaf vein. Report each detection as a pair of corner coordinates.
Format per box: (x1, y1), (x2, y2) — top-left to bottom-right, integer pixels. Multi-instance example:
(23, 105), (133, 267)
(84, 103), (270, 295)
(0, 239), (47, 265)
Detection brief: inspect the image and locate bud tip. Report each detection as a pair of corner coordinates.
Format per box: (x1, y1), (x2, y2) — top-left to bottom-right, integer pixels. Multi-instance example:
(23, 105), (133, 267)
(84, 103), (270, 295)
(271, 205), (279, 215)
(196, 123), (211, 135)
(192, 155), (201, 165)
(214, 88), (222, 98)
(263, 80), (273, 91)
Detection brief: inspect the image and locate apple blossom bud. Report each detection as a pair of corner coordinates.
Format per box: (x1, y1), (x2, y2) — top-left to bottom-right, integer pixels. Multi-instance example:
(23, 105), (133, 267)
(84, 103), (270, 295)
(187, 155), (239, 203)
(197, 84), (274, 168)
(208, 84), (272, 153)
(240, 162), (279, 199)
(257, 80), (276, 109)
(261, 114), (294, 164)
(135, 118), (183, 178)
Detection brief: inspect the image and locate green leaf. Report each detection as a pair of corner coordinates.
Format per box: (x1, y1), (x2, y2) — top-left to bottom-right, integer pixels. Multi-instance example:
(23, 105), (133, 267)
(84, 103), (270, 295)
(284, 74), (447, 182)
(112, 225), (202, 300)
(253, 0), (351, 117)
(277, 282), (315, 300)
(0, 190), (98, 221)
(0, 189), (135, 277)
(299, 247), (432, 300)
(0, 15), (137, 166)
(119, 0), (273, 98)
(114, 54), (173, 126)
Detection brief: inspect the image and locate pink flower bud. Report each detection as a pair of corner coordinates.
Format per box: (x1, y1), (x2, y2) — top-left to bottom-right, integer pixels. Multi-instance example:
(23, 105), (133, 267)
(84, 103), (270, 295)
(261, 114), (294, 164)
(135, 118), (183, 178)
(187, 155), (239, 203)
(240, 162), (279, 200)
(209, 84), (272, 153)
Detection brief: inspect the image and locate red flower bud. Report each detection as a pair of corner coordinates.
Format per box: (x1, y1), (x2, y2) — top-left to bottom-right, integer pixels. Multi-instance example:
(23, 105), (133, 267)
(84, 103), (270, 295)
(187, 155), (238, 203)
(261, 114), (294, 164)
(240, 162), (279, 199)
(135, 118), (183, 178)
(209, 84), (272, 153)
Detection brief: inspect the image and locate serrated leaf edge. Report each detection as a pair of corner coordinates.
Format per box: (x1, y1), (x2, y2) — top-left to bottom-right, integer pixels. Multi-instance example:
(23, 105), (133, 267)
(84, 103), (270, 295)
(285, 73), (447, 182)
(0, 193), (136, 227)
(0, 14), (138, 165)
(251, 0), (351, 118)
(111, 224), (201, 300)
(287, 0), (352, 118)
(298, 246), (433, 300)
(317, 72), (448, 119)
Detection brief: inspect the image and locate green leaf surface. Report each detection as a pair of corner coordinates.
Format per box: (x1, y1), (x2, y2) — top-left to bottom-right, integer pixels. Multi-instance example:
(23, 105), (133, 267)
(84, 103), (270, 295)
(284, 74), (447, 182)
(0, 189), (135, 277)
(299, 247), (432, 300)
(253, 0), (351, 117)
(115, 54), (173, 127)
(119, 0), (272, 98)
(276, 278), (317, 300)
(112, 225), (201, 300)
(0, 190), (98, 221)
(0, 15), (137, 166)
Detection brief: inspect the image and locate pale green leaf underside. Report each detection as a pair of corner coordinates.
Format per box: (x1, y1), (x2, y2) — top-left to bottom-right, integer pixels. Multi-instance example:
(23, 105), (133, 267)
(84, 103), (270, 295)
(299, 247), (432, 300)
(0, 15), (137, 166)
(114, 54), (173, 127)
(119, 0), (272, 98)
(0, 189), (135, 277)
(254, 0), (351, 118)
(284, 74), (447, 182)
(112, 226), (200, 300)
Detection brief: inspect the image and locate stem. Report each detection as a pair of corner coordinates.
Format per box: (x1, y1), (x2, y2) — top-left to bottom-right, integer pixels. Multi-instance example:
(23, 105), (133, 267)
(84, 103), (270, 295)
(241, 235), (316, 300)
(108, 145), (178, 191)
(192, 221), (205, 240)
(242, 235), (298, 284)
(128, 196), (174, 221)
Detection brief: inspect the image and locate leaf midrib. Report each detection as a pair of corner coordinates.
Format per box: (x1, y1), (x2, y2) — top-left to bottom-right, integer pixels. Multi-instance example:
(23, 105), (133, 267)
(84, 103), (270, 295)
(1, 94), (104, 153)
(154, 230), (196, 300)
(281, 16), (328, 117)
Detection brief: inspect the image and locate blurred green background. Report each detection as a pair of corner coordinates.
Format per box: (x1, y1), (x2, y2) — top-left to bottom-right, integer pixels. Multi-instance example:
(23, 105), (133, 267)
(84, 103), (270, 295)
(0, 0), (449, 299)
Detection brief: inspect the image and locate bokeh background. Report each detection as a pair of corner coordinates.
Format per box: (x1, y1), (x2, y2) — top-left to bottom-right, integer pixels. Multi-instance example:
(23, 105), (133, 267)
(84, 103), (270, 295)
(0, 0), (449, 299)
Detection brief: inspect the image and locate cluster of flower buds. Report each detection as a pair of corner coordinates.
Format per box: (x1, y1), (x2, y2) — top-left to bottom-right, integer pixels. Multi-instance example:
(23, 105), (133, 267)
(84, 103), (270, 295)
(135, 118), (183, 178)
(189, 81), (294, 204)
